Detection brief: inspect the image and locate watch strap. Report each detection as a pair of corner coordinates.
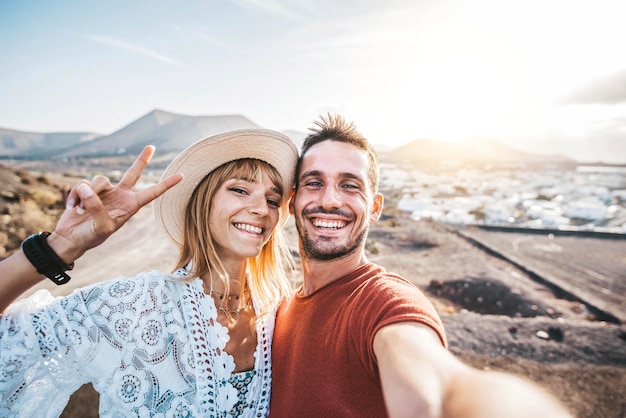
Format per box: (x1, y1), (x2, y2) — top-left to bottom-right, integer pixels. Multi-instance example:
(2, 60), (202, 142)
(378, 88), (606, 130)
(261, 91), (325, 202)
(21, 232), (73, 285)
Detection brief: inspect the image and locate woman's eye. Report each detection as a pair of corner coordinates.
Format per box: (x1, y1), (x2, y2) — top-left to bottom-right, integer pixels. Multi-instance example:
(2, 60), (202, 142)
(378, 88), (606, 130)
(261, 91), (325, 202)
(229, 187), (247, 195)
(267, 199), (280, 208)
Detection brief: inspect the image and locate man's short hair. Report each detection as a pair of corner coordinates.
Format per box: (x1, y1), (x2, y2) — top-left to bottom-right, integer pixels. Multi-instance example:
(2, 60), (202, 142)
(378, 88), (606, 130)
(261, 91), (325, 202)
(298, 113), (380, 194)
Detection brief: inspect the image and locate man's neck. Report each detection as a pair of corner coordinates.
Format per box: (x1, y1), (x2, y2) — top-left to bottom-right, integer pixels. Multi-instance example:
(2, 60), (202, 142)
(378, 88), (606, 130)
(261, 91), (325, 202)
(299, 249), (369, 296)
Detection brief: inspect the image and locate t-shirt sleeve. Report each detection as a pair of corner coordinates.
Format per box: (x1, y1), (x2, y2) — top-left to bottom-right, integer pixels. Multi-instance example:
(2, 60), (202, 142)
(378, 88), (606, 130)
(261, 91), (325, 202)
(352, 275), (447, 379)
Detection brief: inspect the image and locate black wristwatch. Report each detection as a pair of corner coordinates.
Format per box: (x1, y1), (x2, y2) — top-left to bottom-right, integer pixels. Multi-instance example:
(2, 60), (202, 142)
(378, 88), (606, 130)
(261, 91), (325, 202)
(21, 232), (74, 285)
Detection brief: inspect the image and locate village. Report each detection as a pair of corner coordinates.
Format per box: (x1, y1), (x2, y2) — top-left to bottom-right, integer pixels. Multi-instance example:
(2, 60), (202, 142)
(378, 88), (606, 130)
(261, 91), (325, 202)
(382, 162), (626, 234)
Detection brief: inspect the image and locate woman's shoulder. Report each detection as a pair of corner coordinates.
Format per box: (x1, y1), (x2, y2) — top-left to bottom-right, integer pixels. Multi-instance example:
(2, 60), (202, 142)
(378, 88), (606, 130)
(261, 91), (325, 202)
(80, 269), (168, 291)
(76, 269), (196, 305)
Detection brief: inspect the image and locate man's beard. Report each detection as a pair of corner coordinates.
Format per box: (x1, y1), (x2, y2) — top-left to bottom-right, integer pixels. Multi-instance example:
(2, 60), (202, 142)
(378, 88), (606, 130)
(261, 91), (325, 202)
(295, 213), (368, 261)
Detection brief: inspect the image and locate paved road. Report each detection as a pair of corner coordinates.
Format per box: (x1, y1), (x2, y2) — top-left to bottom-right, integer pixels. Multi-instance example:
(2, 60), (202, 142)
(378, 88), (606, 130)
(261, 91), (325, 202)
(459, 227), (626, 323)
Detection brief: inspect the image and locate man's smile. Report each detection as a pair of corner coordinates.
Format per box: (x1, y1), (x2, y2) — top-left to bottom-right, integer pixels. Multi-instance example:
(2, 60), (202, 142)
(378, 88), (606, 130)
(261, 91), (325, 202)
(312, 218), (347, 229)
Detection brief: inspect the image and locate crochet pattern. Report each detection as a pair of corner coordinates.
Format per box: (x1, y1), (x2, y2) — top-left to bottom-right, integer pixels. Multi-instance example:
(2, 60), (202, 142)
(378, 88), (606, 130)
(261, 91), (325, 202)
(0, 269), (273, 417)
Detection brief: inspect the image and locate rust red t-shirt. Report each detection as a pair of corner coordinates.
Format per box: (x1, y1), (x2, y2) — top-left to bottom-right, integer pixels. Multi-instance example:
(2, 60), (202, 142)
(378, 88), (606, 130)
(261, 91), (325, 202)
(269, 263), (447, 417)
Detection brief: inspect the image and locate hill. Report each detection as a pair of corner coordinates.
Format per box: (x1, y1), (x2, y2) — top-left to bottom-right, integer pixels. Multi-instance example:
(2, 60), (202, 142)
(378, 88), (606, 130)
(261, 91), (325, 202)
(387, 137), (575, 168)
(0, 128), (101, 159)
(0, 110), (263, 160)
(55, 109), (261, 158)
(0, 164), (69, 256)
(1, 110), (585, 167)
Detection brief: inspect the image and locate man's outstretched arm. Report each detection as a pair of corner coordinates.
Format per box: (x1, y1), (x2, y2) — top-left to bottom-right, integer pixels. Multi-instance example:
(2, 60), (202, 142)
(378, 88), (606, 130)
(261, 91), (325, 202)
(374, 321), (573, 418)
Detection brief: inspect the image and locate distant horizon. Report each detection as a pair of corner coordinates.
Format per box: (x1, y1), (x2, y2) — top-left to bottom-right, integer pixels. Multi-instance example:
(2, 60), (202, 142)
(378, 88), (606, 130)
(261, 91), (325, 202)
(2, 106), (626, 165)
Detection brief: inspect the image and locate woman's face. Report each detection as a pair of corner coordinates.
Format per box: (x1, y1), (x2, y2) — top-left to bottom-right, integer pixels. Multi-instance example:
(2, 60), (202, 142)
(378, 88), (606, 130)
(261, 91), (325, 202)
(208, 170), (283, 262)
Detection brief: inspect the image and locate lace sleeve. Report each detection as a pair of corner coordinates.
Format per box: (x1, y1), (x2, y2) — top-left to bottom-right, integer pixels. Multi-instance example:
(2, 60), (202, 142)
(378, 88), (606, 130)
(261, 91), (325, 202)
(0, 289), (87, 416)
(0, 273), (156, 417)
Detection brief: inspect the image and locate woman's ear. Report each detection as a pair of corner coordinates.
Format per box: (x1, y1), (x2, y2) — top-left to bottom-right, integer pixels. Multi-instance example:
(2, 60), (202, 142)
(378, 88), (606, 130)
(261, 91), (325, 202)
(370, 193), (384, 222)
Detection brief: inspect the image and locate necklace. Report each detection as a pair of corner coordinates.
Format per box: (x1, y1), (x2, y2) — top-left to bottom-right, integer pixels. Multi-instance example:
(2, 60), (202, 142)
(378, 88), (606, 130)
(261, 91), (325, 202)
(211, 289), (242, 301)
(216, 298), (252, 318)
(208, 287), (252, 320)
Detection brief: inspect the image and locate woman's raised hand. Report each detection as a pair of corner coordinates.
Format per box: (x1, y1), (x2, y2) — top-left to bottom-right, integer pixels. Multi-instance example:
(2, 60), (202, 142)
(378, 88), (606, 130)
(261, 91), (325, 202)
(50, 146), (182, 263)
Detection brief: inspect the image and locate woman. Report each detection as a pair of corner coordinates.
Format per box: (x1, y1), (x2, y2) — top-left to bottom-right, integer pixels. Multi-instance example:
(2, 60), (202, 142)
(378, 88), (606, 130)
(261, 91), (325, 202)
(0, 129), (298, 417)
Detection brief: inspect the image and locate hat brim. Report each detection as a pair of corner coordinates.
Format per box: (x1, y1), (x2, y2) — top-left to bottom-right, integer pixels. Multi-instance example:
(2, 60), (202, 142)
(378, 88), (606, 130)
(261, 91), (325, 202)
(153, 128), (298, 246)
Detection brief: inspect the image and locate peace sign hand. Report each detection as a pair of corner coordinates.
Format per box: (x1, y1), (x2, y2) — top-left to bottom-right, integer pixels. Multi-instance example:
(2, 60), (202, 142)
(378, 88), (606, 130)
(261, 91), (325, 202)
(48, 146), (182, 264)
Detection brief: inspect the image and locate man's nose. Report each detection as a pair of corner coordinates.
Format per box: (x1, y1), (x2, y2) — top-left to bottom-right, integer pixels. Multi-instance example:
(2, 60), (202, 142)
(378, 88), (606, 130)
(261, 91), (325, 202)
(319, 185), (341, 210)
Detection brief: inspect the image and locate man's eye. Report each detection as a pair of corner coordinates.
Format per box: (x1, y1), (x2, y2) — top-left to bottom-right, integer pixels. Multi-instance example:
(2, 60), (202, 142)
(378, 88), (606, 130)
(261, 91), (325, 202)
(304, 181), (322, 187)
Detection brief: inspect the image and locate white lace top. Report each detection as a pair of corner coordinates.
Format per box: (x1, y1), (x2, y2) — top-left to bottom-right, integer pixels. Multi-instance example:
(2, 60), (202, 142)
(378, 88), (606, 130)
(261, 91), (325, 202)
(0, 269), (274, 417)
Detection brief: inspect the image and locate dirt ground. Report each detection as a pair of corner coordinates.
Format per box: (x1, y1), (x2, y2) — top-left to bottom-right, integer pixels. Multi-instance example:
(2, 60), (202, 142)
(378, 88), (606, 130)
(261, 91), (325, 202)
(1, 164), (625, 417)
(364, 215), (626, 418)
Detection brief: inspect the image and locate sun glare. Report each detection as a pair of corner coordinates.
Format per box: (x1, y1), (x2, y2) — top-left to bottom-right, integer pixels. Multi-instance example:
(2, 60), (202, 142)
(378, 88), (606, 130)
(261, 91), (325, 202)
(355, 0), (626, 151)
(386, 41), (536, 144)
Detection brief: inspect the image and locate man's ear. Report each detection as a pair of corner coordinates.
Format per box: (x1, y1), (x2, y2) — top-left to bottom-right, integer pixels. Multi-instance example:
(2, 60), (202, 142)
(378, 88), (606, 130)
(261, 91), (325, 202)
(288, 190), (295, 215)
(370, 193), (384, 222)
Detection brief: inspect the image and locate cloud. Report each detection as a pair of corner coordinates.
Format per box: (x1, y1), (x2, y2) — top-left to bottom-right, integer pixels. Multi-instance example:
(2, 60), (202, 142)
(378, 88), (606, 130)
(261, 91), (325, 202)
(84, 34), (186, 69)
(558, 69), (626, 105)
(229, 0), (313, 21)
(194, 32), (228, 48)
(168, 24), (229, 49)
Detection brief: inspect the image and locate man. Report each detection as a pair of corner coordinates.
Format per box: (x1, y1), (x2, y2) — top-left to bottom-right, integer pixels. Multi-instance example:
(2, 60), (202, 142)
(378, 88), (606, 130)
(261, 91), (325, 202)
(270, 114), (572, 417)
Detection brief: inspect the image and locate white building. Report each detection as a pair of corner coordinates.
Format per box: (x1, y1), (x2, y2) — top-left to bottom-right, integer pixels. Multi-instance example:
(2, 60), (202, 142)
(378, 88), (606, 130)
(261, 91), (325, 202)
(563, 198), (608, 220)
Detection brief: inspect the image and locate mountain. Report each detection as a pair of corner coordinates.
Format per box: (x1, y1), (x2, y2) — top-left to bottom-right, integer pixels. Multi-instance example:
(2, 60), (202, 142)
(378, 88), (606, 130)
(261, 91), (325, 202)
(387, 137), (574, 167)
(0, 128), (101, 159)
(0, 110), (584, 166)
(0, 110), (262, 160)
(55, 109), (261, 158)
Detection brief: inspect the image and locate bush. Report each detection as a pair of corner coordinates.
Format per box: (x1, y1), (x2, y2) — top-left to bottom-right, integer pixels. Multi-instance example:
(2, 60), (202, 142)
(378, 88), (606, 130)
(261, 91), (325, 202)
(407, 221), (451, 248)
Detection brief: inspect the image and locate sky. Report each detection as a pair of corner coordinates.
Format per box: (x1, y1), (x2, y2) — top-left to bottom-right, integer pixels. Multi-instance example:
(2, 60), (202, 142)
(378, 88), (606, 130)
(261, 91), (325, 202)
(1, 0), (626, 163)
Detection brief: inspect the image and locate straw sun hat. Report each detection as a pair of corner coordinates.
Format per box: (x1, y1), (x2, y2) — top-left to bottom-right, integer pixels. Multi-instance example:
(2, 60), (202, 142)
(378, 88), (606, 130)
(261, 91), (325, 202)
(153, 128), (299, 246)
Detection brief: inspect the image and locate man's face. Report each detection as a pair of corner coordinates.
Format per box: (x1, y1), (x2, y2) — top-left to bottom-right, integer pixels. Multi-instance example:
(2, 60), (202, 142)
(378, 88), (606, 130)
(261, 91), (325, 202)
(290, 140), (383, 261)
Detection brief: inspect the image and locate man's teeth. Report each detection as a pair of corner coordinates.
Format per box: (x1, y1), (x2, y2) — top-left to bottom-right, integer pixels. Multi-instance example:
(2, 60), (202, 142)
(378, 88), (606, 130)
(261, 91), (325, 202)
(313, 219), (346, 229)
(234, 223), (263, 234)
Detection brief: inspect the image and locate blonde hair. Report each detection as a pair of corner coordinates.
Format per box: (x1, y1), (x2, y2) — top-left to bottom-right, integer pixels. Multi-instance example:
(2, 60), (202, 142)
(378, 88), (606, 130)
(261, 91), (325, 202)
(174, 158), (294, 317)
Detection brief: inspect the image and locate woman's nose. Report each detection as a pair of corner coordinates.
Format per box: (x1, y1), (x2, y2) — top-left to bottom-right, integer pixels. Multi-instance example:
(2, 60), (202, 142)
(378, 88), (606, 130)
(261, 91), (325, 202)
(249, 195), (269, 216)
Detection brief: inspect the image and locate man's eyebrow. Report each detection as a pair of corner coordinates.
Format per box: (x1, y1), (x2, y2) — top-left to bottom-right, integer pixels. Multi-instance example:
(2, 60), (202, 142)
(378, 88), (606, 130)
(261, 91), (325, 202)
(300, 170), (323, 178)
(300, 170), (365, 183)
(341, 172), (364, 183)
